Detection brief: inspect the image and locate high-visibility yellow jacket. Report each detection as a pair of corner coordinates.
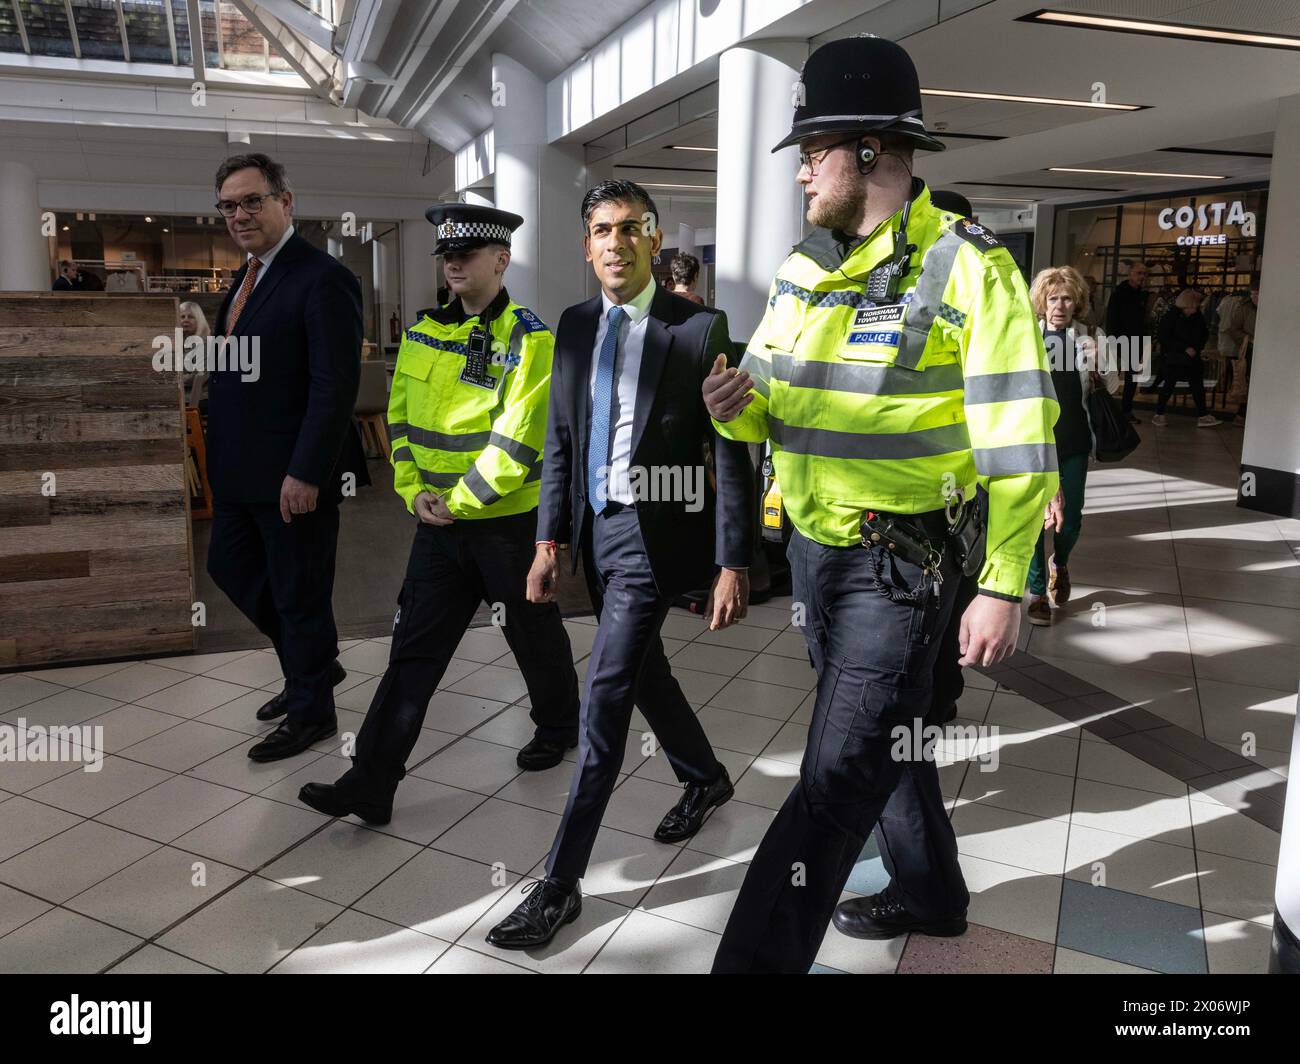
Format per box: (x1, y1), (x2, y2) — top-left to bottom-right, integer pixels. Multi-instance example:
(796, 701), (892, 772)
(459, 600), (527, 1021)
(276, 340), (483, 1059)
(714, 183), (1059, 599)
(389, 288), (553, 520)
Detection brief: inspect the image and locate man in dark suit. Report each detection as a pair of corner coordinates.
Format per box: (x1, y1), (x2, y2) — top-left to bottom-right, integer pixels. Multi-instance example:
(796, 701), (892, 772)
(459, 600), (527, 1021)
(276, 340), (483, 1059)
(52, 261), (80, 291)
(486, 179), (753, 950)
(206, 152), (368, 763)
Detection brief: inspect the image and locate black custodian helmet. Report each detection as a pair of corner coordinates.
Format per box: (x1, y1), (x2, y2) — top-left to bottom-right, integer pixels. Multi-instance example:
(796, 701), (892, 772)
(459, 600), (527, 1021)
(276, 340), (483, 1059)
(773, 35), (945, 154)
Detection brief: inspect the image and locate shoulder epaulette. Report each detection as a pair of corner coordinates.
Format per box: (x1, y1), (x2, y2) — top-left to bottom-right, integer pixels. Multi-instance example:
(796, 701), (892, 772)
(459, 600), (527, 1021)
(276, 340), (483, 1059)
(948, 217), (1005, 254)
(512, 306), (548, 333)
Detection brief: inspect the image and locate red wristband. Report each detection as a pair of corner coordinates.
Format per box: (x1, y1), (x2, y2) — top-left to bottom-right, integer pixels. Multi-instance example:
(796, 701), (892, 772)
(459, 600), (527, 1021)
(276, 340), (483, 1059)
(535, 540), (557, 550)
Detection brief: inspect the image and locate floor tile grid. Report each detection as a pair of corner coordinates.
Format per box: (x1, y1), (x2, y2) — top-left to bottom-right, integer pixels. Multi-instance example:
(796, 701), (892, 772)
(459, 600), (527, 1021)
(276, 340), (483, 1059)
(5, 434), (1284, 978)
(254, 623), (793, 973)
(1160, 429), (1283, 956)
(1027, 425), (1272, 970)
(0, 648), (533, 972)
(1154, 429), (1254, 962)
(1024, 434), (1294, 804)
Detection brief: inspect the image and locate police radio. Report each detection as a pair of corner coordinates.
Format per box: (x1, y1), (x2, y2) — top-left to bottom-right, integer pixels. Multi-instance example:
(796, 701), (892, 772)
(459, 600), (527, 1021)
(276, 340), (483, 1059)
(458, 325), (498, 391)
(865, 193), (917, 302)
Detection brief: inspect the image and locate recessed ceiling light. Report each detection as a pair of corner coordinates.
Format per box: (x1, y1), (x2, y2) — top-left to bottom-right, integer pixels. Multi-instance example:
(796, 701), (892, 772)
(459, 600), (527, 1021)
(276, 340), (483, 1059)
(668, 145), (717, 152)
(144, 216), (153, 222)
(1021, 9), (1300, 50)
(922, 87), (1140, 111)
(1048, 166), (1226, 179)
(638, 181), (716, 190)
(61, 225), (69, 231)
(162, 227), (169, 233)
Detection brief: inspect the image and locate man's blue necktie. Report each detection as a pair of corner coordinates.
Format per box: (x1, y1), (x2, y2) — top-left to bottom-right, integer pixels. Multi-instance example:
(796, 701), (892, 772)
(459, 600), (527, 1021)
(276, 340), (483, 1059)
(588, 304), (625, 514)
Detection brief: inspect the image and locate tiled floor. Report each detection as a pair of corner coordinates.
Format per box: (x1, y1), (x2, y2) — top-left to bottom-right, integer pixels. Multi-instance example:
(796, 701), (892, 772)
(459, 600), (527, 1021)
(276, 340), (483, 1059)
(0, 415), (1293, 974)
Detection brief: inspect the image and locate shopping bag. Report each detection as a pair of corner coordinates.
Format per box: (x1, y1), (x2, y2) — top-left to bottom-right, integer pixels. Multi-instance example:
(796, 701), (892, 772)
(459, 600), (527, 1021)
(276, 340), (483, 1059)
(1088, 387), (1141, 463)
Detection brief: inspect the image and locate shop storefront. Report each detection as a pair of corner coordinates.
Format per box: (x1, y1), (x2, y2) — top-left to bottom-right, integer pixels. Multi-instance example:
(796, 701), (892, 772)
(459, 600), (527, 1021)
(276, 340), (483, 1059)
(1053, 183), (1267, 412)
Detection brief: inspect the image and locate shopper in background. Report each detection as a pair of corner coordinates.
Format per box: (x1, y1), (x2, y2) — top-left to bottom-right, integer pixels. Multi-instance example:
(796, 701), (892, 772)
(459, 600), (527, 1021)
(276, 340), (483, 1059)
(1105, 259), (1149, 424)
(1219, 279), (1258, 426)
(1152, 288), (1221, 428)
(1025, 266), (1116, 627)
(178, 301), (212, 411)
(52, 260), (80, 291)
(668, 251), (706, 304)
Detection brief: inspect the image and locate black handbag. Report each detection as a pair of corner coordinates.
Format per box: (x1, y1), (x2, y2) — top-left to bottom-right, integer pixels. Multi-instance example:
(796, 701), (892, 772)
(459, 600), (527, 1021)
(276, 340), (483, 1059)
(1088, 387), (1141, 462)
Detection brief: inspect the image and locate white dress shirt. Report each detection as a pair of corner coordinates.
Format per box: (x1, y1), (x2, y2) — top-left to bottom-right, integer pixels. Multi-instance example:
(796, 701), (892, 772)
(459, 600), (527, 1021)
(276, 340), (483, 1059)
(248, 224), (295, 289)
(590, 277), (656, 505)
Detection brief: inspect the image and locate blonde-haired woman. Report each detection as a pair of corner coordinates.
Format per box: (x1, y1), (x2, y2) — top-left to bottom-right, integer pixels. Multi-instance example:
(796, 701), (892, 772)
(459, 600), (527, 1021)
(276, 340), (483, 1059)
(1024, 266), (1116, 626)
(1152, 288), (1220, 427)
(179, 301), (211, 410)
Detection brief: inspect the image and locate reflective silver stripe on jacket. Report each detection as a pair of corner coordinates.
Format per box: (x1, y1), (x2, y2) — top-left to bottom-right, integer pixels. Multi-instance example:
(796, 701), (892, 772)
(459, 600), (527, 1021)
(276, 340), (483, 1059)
(771, 353), (963, 397)
(963, 369), (1057, 405)
(972, 443), (1058, 475)
(769, 417), (972, 460)
(894, 229), (964, 371)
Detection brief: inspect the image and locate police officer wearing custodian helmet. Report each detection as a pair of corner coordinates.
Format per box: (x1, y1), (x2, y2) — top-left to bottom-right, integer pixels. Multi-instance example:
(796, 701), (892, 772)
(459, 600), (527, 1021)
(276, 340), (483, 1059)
(705, 35), (1059, 972)
(299, 204), (581, 827)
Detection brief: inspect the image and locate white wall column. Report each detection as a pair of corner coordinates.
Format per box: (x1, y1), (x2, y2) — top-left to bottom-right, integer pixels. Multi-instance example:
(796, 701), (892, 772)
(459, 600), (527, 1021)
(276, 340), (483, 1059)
(463, 189), (494, 207)
(401, 215), (438, 324)
(1031, 204), (1055, 278)
(1239, 92), (1300, 518)
(0, 161), (50, 291)
(491, 53), (587, 324)
(677, 222), (697, 257)
(714, 41), (808, 342)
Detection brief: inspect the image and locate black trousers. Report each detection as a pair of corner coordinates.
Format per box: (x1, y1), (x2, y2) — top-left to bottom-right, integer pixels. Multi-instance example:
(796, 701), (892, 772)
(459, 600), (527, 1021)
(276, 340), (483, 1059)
(1155, 355), (1208, 416)
(713, 529), (969, 974)
(207, 500), (340, 725)
(1121, 370), (1139, 414)
(350, 512), (580, 791)
(545, 504), (722, 885)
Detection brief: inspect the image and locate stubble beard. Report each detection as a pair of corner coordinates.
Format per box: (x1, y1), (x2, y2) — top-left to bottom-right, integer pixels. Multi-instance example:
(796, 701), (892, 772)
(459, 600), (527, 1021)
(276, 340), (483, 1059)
(807, 171), (868, 233)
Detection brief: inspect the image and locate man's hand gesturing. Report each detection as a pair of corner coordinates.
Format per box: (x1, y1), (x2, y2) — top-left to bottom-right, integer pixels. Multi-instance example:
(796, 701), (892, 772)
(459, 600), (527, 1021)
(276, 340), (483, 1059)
(702, 353), (754, 423)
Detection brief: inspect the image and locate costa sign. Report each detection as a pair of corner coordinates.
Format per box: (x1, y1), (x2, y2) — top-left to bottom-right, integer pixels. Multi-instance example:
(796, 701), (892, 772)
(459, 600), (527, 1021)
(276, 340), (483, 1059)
(1157, 200), (1257, 246)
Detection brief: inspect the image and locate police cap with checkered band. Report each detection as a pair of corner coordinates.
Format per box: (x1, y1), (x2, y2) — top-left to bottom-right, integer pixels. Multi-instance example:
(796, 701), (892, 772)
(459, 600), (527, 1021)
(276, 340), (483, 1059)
(773, 34), (946, 154)
(425, 202), (525, 255)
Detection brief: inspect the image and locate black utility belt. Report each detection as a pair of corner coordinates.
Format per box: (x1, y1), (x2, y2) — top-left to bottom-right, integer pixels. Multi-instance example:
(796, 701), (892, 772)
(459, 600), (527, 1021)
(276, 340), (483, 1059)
(859, 485), (987, 580)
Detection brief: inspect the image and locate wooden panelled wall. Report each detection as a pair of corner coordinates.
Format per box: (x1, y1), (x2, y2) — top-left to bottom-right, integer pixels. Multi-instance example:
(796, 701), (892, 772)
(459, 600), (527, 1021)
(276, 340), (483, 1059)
(0, 294), (195, 669)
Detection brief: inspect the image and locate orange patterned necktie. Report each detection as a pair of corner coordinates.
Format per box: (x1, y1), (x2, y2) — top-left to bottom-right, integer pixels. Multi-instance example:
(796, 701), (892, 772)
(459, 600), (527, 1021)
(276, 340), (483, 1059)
(225, 256), (262, 333)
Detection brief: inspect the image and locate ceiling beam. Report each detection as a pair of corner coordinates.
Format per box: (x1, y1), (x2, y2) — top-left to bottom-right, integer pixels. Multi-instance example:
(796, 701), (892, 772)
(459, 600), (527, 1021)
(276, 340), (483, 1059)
(392, 0), (522, 130)
(63, 0), (81, 60)
(9, 0), (30, 55)
(214, 0), (226, 69)
(337, 0), (401, 108)
(185, 0), (205, 83)
(162, 0), (178, 65)
(113, 0), (130, 63)
(229, 0), (338, 103)
(370, 1), (461, 121)
(247, 0), (336, 52)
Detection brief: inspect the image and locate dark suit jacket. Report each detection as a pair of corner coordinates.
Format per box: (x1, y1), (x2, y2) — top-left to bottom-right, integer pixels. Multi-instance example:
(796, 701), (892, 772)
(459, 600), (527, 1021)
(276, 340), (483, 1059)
(538, 285), (753, 597)
(208, 232), (368, 505)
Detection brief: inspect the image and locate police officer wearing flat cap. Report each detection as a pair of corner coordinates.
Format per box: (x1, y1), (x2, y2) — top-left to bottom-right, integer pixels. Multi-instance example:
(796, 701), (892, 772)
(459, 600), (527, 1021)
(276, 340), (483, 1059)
(299, 203), (581, 826)
(706, 35), (1059, 972)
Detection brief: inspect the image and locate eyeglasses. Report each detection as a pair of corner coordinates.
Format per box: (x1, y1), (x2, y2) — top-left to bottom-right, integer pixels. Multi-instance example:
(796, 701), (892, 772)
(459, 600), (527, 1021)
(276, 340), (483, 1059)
(214, 193), (281, 218)
(798, 136), (866, 175)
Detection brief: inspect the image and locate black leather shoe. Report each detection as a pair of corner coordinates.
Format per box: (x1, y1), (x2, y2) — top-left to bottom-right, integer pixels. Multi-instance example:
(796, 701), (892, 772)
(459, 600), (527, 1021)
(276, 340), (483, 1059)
(486, 879), (582, 950)
(516, 734), (578, 771)
(654, 767), (733, 842)
(297, 780), (393, 825)
(256, 660), (347, 722)
(832, 890), (967, 940)
(247, 715), (337, 762)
